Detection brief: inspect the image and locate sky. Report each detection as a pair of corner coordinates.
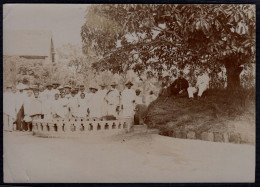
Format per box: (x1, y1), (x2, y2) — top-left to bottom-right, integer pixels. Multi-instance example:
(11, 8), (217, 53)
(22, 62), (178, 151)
(3, 4), (89, 48)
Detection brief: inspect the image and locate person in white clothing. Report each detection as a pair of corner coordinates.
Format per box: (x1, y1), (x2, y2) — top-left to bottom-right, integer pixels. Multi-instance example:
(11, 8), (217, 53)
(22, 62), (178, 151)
(68, 90), (79, 118)
(41, 83), (54, 119)
(121, 81), (136, 118)
(104, 82), (120, 119)
(30, 88), (42, 121)
(96, 83), (108, 118)
(188, 71), (210, 99)
(58, 92), (69, 118)
(52, 82), (60, 96)
(51, 93), (61, 118)
(87, 85), (102, 119)
(3, 85), (16, 131)
(77, 92), (88, 118)
(64, 84), (72, 100)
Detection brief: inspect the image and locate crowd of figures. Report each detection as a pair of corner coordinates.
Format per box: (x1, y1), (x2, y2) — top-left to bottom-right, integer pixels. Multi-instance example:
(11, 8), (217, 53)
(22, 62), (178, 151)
(3, 70), (210, 132)
(3, 80), (157, 132)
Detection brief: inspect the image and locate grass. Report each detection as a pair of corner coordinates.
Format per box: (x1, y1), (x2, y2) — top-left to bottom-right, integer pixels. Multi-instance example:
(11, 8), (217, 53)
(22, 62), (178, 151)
(144, 88), (255, 138)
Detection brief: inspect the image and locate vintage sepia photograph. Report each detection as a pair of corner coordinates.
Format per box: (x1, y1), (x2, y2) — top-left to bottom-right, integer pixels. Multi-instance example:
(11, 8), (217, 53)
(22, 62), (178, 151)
(3, 4), (255, 183)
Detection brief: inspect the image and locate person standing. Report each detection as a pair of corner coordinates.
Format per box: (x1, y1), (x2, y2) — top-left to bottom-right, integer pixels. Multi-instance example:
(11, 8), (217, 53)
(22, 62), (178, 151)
(30, 87), (42, 123)
(52, 82), (60, 96)
(68, 89), (79, 118)
(3, 84), (16, 131)
(58, 92), (69, 118)
(76, 92), (88, 118)
(121, 81), (136, 118)
(41, 83), (54, 119)
(87, 85), (102, 119)
(64, 84), (72, 100)
(51, 93), (62, 118)
(104, 82), (120, 119)
(23, 87), (34, 131)
(15, 83), (27, 131)
(96, 83), (108, 119)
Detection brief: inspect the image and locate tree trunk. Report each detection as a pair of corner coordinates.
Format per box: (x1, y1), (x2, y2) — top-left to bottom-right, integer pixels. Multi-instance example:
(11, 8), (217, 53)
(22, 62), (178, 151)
(224, 60), (243, 91)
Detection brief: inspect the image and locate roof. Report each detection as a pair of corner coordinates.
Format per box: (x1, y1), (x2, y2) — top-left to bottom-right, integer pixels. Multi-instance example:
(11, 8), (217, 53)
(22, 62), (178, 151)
(3, 30), (54, 57)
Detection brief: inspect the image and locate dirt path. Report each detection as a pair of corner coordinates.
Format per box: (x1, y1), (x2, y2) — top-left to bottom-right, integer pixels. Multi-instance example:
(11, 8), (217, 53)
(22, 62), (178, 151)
(3, 130), (255, 183)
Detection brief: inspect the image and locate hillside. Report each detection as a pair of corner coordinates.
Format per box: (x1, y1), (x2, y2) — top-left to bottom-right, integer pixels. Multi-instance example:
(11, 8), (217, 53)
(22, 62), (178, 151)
(144, 88), (255, 144)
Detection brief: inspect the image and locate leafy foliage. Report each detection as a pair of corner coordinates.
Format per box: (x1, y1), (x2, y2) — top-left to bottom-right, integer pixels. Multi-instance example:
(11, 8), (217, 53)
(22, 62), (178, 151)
(81, 4), (255, 87)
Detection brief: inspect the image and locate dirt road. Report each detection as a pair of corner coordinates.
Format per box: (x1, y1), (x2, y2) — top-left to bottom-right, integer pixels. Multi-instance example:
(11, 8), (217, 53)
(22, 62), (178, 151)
(3, 131), (255, 183)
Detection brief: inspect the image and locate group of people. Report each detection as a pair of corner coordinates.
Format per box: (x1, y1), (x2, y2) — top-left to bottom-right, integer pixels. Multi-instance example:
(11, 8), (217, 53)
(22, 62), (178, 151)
(3, 70), (210, 132)
(160, 71), (210, 99)
(3, 80), (157, 132)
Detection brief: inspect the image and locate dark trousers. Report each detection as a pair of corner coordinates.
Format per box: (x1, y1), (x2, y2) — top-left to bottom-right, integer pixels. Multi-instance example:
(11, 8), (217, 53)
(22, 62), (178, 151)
(16, 106), (24, 131)
(171, 88), (188, 97)
(134, 104), (147, 125)
(22, 121), (32, 131)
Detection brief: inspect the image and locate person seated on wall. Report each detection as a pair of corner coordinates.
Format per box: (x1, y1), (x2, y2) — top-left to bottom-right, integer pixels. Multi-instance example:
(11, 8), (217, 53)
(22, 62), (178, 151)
(159, 75), (172, 97)
(169, 71), (189, 97)
(187, 70), (210, 100)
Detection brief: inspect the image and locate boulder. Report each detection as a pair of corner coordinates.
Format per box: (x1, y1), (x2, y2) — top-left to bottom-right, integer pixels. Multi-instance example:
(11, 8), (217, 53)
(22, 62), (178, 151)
(187, 131), (196, 139)
(214, 132), (224, 142)
(223, 132), (229, 143)
(201, 132), (214, 142)
(229, 133), (241, 144)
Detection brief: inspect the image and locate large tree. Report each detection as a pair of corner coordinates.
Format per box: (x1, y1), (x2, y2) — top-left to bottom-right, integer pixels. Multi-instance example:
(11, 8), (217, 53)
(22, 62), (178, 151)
(81, 4), (255, 90)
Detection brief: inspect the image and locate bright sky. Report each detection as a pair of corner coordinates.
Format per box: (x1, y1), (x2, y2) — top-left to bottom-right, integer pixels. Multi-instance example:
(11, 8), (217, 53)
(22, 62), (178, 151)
(3, 4), (89, 48)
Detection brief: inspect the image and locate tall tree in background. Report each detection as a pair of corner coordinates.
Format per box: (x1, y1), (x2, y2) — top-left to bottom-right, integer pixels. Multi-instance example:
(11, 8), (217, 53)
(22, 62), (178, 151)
(81, 4), (255, 90)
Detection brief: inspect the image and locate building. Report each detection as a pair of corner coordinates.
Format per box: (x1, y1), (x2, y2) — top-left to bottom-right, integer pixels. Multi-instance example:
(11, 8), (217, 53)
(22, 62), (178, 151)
(3, 30), (55, 63)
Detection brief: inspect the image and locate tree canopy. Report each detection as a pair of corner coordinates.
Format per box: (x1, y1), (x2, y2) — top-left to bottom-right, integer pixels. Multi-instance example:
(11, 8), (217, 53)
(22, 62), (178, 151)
(81, 4), (255, 89)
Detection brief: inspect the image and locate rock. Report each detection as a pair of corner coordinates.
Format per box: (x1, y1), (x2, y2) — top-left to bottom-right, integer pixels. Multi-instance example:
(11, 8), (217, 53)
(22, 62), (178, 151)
(201, 132), (208, 141)
(229, 133), (241, 144)
(201, 132), (214, 142)
(208, 132), (214, 141)
(223, 132), (229, 143)
(174, 131), (187, 139)
(187, 131), (196, 139)
(214, 132), (224, 142)
(175, 131), (182, 138)
(240, 133), (249, 144)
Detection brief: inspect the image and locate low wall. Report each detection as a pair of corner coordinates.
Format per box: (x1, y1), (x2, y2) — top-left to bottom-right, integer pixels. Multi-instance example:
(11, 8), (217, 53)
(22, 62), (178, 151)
(32, 118), (132, 138)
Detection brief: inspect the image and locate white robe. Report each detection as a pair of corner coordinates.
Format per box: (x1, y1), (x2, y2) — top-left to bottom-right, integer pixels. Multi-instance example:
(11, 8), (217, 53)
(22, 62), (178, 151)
(188, 73), (210, 98)
(54, 98), (69, 118)
(68, 96), (79, 117)
(96, 89), (108, 117)
(105, 89), (120, 117)
(41, 89), (54, 115)
(30, 97), (42, 116)
(121, 88), (136, 118)
(87, 93), (102, 118)
(77, 98), (88, 118)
